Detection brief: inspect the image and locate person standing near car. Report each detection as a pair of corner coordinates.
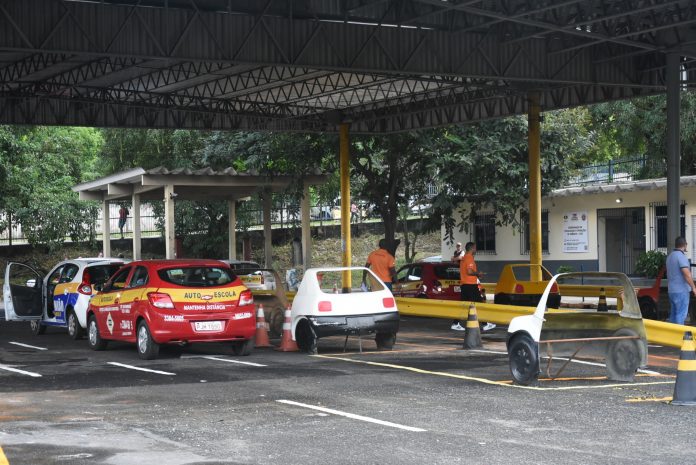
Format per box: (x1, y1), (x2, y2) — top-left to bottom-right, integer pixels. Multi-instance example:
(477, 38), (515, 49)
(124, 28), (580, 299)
(666, 236), (696, 324)
(451, 242), (463, 261)
(363, 239), (396, 291)
(452, 242), (494, 331)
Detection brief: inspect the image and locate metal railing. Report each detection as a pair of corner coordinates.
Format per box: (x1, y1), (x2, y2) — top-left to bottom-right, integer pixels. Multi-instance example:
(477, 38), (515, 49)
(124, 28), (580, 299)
(566, 156), (664, 187)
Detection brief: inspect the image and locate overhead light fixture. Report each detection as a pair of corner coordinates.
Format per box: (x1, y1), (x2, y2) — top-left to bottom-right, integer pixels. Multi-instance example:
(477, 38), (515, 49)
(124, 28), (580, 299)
(615, 198), (623, 203)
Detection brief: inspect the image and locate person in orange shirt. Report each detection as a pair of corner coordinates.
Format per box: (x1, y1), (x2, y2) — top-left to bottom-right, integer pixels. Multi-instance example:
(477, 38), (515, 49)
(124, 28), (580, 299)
(452, 242), (494, 331)
(362, 239), (397, 291)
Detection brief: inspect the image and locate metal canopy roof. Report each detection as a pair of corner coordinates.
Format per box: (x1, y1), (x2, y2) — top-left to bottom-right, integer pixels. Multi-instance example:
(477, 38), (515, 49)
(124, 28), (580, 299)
(72, 166), (328, 201)
(1, 0), (696, 133)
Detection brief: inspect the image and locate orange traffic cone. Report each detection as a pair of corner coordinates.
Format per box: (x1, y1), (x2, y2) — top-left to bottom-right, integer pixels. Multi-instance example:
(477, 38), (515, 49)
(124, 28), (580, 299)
(254, 304), (273, 348)
(275, 306), (299, 352)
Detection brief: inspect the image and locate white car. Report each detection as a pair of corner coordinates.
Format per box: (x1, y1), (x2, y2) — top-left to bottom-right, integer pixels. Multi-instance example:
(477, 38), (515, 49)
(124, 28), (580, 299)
(3, 258), (125, 338)
(507, 272), (647, 385)
(290, 267), (399, 353)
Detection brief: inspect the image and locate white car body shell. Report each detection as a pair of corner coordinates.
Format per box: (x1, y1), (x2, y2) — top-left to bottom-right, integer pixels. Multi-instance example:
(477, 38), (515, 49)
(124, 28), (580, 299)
(290, 266), (398, 339)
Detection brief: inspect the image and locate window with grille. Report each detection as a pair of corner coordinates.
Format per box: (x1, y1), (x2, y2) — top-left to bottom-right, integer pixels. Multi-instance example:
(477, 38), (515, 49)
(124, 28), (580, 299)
(521, 210), (549, 254)
(474, 212), (496, 254)
(653, 203), (685, 249)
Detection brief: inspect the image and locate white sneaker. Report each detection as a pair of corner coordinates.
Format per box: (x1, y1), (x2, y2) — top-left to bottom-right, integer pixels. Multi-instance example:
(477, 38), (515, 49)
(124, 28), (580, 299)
(451, 323), (465, 331)
(482, 323), (496, 331)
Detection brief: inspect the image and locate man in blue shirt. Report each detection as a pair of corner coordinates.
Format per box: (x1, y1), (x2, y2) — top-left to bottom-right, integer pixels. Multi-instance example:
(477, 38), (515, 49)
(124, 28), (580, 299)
(666, 236), (696, 324)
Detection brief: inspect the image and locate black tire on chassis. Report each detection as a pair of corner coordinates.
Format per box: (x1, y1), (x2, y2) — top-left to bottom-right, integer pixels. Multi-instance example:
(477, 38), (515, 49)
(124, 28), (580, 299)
(67, 309), (84, 340)
(137, 320), (160, 360)
(606, 329), (641, 382)
(232, 339), (254, 356)
(87, 315), (108, 351)
(268, 305), (285, 338)
(295, 319), (318, 354)
(494, 294), (511, 306)
(30, 319), (46, 335)
(638, 296), (659, 320)
(508, 333), (539, 386)
(375, 332), (396, 350)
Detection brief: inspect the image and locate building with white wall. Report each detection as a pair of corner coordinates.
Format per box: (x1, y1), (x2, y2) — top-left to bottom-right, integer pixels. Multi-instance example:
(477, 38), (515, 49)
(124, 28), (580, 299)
(442, 176), (696, 281)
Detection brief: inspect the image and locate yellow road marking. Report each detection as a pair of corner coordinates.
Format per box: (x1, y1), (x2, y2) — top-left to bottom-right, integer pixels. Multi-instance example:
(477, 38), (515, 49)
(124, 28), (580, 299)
(0, 445), (9, 465)
(314, 355), (675, 391)
(626, 396), (672, 403)
(321, 347), (459, 356)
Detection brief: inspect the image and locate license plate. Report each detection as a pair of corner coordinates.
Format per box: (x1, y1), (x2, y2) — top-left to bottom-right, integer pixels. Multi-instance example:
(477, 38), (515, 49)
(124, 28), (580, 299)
(454, 286), (461, 292)
(194, 321), (223, 332)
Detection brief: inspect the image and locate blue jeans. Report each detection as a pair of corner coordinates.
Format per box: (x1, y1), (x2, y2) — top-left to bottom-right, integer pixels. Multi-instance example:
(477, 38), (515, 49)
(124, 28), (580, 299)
(668, 292), (690, 325)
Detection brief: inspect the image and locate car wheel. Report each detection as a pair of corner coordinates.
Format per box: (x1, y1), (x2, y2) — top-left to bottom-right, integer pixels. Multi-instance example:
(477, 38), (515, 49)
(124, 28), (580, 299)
(87, 315), (108, 351)
(375, 332), (396, 350)
(494, 294), (511, 306)
(295, 319), (318, 354)
(606, 330), (641, 382)
(547, 294), (561, 309)
(232, 339), (254, 356)
(268, 305), (285, 338)
(137, 321), (160, 360)
(508, 334), (539, 386)
(30, 319), (46, 336)
(638, 297), (659, 320)
(67, 310), (84, 340)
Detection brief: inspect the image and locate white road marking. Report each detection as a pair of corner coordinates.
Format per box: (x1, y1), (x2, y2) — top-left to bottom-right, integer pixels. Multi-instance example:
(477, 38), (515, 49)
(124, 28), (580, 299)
(276, 399), (426, 432)
(8, 341), (48, 351)
(648, 344), (662, 348)
(201, 356), (266, 367)
(107, 362), (175, 376)
(0, 364), (42, 377)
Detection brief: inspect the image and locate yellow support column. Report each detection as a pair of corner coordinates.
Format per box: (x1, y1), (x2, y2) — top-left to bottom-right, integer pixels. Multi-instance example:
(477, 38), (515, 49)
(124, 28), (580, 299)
(528, 93), (542, 282)
(340, 123), (352, 292)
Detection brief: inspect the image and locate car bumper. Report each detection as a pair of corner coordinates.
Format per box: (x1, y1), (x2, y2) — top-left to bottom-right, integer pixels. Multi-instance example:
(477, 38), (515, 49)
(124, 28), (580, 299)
(149, 307), (256, 343)
(307, 311), (399, 338)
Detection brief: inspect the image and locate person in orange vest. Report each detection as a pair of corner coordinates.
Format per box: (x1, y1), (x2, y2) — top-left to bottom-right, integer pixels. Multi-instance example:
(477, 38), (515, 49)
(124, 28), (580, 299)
(362, 239), (397, 291)
(452, 242), (495, 332)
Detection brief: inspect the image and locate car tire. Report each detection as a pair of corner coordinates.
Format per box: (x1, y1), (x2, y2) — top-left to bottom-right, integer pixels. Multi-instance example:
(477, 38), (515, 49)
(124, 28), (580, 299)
(494, 294), (511, 306)
(295, 319), (318, 355)
(30, 319), (46, 336)
(638, 297), (659, 320)
(508, 333), (539, 386)
(268, 305), (285, 338)
(547, 294), (561, 309)
(606, 329), (641, 382)
(232, 339), (254, 356)
(87, 315), (108, 351)
(375, 332), (396, 350)
(137, 321), (160, 360)
(67, 309), (84, 340)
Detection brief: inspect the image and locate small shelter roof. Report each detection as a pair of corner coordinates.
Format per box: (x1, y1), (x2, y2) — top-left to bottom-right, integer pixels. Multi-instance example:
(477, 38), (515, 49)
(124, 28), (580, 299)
(72, 166), (328, 202)
(548, 176), (696, 198)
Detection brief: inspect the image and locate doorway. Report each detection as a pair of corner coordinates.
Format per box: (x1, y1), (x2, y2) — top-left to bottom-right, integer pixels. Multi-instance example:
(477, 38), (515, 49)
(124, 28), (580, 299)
(598, 207), (645, 274)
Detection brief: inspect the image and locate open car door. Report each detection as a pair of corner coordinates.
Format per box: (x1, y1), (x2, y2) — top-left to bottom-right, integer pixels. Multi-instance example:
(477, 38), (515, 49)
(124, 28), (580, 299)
(3, 262), (44, 320)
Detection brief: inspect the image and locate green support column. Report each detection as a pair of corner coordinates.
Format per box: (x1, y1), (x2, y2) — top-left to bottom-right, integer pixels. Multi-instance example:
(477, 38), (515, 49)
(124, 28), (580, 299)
(340, 123), (352, 292)
(528, 94), (542, 282)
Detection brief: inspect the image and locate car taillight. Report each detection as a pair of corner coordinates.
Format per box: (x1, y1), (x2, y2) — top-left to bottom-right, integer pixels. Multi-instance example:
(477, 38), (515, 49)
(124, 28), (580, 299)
(148, 292), (175, 309)
(78, 271), (92, 295)
(239, 290), (254, 306)
(318, 301), (332, 312)
(551, 283), (559, 293)
(514, 284), (525, 293)
(383, 297), (395, 308)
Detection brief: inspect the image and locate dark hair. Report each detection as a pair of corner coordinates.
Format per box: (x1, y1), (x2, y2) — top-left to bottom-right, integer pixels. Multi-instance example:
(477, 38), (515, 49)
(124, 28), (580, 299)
(465, 242), (475, 252)
(676, 236), (687, 248)
(378, 239), (387, 248)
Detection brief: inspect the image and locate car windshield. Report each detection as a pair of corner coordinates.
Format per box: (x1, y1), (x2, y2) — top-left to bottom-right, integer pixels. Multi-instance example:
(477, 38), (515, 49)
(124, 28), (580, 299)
(87, 264), (123, 285)
(158, 267), (235, 287)
(512, 265), (553, 281)
(433, 265), (460, 280)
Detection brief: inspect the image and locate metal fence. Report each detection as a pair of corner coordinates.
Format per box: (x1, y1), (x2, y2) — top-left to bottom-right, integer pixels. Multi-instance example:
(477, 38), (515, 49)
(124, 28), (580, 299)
(566, 156), (664, 187)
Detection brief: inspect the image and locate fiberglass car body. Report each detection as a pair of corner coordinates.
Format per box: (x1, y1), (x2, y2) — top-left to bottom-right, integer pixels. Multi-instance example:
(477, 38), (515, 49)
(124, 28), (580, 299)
(494, 263), (561, 308)
(3, 258), (124, 338)
(87, 259), (255, 359)
(506, 272), (648, 385)
(290, 267), (399, 354)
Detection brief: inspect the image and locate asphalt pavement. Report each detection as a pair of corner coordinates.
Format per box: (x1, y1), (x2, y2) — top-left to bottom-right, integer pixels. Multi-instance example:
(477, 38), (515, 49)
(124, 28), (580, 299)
(0, 317), (691, 465)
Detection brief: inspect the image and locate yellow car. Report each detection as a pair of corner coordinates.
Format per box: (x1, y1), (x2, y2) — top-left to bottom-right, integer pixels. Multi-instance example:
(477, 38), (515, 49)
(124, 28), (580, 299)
(494, 264), (560, 308)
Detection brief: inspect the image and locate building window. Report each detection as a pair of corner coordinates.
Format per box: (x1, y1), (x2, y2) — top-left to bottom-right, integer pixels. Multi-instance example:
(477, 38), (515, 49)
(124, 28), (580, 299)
(653, 203), (685, 249)
(474, 212), (496, 254)
(521, 210), (549, 255)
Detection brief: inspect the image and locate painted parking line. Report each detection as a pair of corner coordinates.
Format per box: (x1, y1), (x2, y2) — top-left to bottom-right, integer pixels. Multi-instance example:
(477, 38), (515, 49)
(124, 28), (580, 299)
(0, 364), (42, 378)
(315, 355), (674, 391)
(180, 355), (267, 367)
(8, 342), (47, 351)
(0, 445), (9, 465)
(107, 362), (175, 376)
(276, 400), (426, 432)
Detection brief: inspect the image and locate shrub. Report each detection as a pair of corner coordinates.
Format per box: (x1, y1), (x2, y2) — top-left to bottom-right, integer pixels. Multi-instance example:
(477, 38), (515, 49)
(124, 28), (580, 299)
(634, 250), (666, 278)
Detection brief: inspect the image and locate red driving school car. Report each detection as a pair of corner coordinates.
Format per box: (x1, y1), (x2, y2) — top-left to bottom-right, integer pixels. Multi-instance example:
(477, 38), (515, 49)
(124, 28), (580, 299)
(393, 261), (484, 300)
(87, 260), (255, 359)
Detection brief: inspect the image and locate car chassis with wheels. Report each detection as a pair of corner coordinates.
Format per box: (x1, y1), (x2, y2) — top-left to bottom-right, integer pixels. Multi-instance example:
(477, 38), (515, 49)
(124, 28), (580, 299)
(506, 272), (648, 386)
